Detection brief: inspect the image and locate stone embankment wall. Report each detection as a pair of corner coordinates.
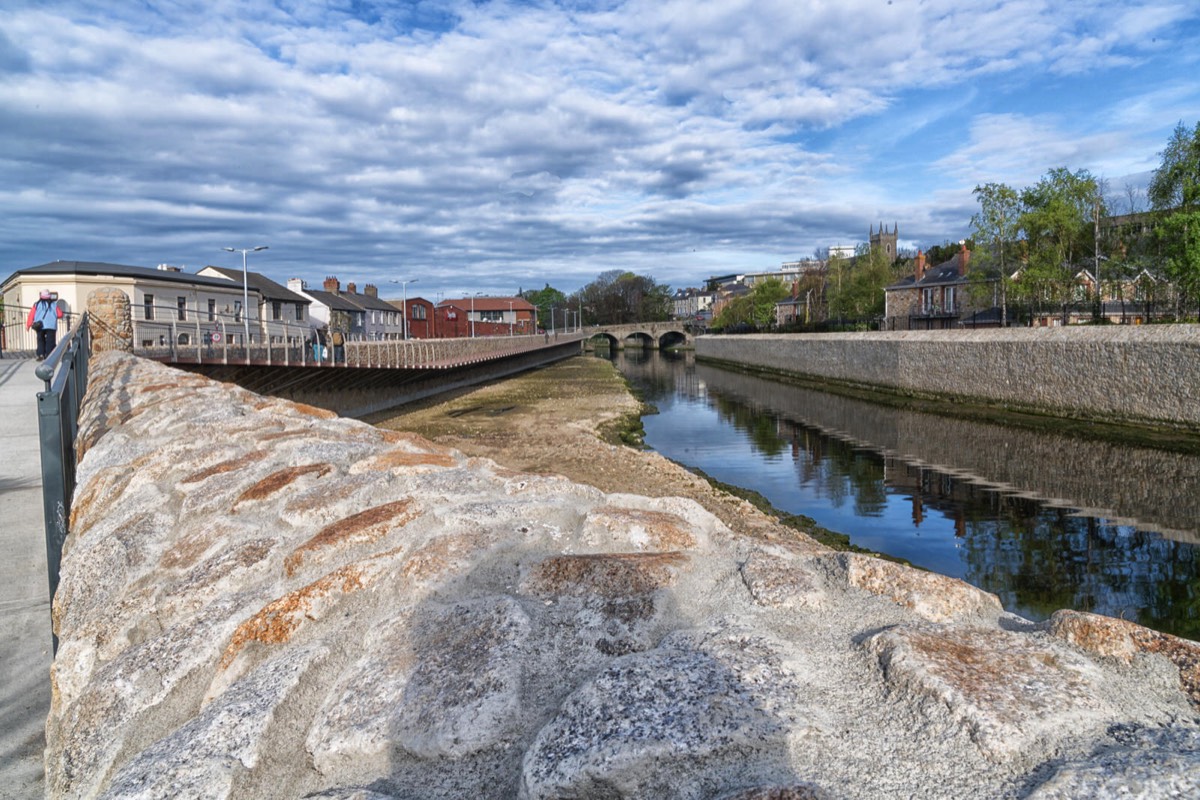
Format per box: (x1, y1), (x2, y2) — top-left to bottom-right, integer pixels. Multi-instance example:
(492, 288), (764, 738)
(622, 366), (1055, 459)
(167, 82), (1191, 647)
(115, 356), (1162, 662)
(697, 327), (1200, 430)
(48, 353), (1200, 799)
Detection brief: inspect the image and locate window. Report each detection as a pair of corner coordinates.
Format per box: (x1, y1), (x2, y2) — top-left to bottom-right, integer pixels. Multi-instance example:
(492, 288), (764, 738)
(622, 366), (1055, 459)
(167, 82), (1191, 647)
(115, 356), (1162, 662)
(208, 298), (216, 322)
(412, 304), (427, 320)
(272, 300), (282, 321)
(295, 303), (305, 321)
(234, 300), (242, 323)
(479, 310), (503, 322)
(144, 295), (155, 320)
(177, 296), (187, 322)
(944, 286), (956, 313)
(921, 288), (935, 314)
(178, 333), (190, 345)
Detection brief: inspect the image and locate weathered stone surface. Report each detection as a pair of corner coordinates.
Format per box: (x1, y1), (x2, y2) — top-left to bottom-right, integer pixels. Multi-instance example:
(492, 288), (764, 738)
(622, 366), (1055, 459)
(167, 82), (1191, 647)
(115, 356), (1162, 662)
(47, 353), (1200, 799)
(1026, 723), (1200, 799)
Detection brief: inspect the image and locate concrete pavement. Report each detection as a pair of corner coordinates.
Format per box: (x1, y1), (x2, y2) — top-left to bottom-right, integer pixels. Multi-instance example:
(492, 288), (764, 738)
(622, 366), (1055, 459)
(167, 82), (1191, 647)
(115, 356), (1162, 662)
(0, 356), (52, 799)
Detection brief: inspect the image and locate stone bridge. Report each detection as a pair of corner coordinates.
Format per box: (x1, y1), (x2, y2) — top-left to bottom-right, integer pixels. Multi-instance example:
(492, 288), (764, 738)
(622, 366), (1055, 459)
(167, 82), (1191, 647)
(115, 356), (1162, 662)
(585, 321), (692, 350)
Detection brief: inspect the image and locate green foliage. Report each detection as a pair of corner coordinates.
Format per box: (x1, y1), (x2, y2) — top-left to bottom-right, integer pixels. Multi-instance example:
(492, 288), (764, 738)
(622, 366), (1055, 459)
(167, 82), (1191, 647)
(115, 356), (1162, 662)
(712, 278), (790, 330)
(971, 182), (1019, 277)
(521, 284), (568, 330)
(826, 246), (893, 321)
(576, 270), (671, 326)
(1015, 167), (1102, 314)
(1149, 121), (1200, 211)
(1156, 210), (1200, 314)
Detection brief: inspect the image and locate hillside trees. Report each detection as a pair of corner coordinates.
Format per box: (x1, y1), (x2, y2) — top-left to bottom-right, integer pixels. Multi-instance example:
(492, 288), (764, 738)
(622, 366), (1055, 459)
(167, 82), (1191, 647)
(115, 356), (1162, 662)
(826, 244), (895, 323)
(576, 270), (671, 326)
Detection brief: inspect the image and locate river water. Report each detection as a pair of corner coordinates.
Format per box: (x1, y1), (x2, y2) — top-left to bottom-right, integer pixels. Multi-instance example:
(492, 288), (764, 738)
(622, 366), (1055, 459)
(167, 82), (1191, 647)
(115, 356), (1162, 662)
(606, 349), (1200, 640)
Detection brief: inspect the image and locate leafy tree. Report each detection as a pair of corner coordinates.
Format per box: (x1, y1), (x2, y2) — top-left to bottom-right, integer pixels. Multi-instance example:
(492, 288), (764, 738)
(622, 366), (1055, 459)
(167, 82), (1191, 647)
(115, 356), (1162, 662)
(1149, 121), (1200, 317)
(712, 278), (790, 330)
(1017, 167), (1102, 319)
(521, 284), (567, 330)
(971, 182), (1020, 325)
(827, 244), (893, 323)
(577, 271), (671, 326)
(1149, 121), (1200, 211)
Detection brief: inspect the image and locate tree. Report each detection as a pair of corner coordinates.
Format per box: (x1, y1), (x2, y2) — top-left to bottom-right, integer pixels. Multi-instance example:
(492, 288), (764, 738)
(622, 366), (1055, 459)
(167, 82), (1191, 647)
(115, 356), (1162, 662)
(1149, 121), (1200, 317)
(577, 271), (671, 326)
(970, 182), (1020, 325)
(1017, 167), (1102, 320)
(826, 244), (893, 324)
(712, 278), (790, 330)
(1149, 121), (1200, 211)
(521, 284), (567, 330)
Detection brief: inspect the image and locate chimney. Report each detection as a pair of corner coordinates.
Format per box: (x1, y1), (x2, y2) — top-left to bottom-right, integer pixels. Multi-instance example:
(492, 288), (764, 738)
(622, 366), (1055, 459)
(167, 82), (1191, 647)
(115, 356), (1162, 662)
(346, 281), (357, 295)
(324, 276), (340, 294)
(287, 278), (307, 292)
(792, 280), (799, 299)
(959, 242), (970, 276)
(365, 284), (378, 298)
(915, 250), (926, 281)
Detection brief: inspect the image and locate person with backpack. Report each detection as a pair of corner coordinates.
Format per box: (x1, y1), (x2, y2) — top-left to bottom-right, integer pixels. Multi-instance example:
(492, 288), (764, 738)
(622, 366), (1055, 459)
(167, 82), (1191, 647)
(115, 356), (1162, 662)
(26, 290), (63, 361)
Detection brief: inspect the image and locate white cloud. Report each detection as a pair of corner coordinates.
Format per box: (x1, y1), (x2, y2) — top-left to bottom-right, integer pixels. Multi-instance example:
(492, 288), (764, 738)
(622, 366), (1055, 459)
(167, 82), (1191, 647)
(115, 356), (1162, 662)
(0, 0), (1197, 295)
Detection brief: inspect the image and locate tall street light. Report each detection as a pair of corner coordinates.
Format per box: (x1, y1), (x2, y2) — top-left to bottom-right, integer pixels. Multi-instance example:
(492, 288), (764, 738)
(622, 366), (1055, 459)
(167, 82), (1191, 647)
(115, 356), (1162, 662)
(469, 292), (484, 338)
(222, 245), (268, 351)
(508, 300), (514, 336)
(390, 278), (418, 339)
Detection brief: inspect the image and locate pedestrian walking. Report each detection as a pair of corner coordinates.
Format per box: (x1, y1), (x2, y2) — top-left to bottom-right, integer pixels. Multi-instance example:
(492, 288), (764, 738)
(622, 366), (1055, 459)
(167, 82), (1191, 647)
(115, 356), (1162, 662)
(26, 290), (63, 361)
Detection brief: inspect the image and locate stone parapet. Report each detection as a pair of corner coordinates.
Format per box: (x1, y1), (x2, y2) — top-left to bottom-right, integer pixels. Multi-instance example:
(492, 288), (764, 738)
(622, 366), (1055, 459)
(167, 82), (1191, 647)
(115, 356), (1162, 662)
(46, 353), (1200, 799)
(697, 326), (1200, 430)
(86, 287), (133, 353)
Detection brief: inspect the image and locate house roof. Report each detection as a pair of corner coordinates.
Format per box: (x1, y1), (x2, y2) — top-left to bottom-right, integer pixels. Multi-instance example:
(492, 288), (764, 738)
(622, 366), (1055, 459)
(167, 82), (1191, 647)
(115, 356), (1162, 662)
(301, 289), (367, 313)
(886, 252), (975, 291)
(438, 297), (537, 312)
(201, 266), (311, 304)
(3, 261), (259, 293)
(337, 290), (397, 313)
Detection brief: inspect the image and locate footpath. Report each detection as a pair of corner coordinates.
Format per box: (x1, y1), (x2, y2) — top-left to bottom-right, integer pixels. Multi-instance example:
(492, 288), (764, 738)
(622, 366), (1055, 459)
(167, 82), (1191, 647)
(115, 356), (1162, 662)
(0, 357), (51, 799)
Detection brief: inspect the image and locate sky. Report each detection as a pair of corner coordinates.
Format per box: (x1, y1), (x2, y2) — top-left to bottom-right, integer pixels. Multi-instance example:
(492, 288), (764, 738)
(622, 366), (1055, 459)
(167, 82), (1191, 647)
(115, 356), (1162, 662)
(2, 1), (1199, 302)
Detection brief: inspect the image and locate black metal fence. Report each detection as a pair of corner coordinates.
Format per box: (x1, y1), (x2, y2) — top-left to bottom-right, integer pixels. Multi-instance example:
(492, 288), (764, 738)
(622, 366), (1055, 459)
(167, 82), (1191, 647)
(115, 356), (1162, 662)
(35, 314), (91, 656)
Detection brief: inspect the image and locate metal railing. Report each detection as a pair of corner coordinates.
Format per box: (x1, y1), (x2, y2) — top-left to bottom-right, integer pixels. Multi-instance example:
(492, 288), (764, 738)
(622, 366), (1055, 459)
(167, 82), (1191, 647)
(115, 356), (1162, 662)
(35, 314), (91, 656)
(2, 305), (76, 357)
(127, 300), (588, 370)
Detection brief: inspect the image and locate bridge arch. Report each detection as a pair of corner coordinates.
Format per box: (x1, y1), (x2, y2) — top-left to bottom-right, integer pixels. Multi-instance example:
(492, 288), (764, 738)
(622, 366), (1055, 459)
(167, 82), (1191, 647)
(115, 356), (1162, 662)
(586, 322), (693, 351)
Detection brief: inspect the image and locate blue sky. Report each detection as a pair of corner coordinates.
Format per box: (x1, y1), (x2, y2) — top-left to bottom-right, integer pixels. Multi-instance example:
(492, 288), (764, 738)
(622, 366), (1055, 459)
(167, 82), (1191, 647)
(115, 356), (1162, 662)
(2, 0), (1198, 302)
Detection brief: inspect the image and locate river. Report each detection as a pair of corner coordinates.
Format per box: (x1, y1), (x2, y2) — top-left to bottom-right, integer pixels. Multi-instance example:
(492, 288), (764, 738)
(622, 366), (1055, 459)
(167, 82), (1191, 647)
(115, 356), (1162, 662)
(607, 349), (1200, 640)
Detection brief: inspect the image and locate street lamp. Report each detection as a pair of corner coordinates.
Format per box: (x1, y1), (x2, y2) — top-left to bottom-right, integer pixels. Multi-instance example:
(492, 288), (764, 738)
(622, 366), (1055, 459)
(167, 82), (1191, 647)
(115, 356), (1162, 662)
(390, 278), (418, 339)
(508, 300), (514, 336)
(469, 292), (484, 338)
(222, 245), (268, 351)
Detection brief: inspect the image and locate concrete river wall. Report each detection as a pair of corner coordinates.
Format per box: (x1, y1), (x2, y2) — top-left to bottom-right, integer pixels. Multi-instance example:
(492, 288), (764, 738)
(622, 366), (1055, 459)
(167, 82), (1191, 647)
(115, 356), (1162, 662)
(695, 326), (1200, 431)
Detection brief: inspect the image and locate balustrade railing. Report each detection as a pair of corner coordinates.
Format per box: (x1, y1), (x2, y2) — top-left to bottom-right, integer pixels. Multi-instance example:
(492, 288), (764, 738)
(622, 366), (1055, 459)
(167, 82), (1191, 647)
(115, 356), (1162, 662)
(34, 314), (91, 656)
(128, 302), (586, 369)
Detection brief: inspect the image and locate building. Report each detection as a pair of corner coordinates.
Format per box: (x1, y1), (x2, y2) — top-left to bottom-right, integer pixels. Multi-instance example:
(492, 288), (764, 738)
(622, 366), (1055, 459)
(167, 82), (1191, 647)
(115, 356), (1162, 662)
(671, 288), (715, 321)
(197, 266), (311, 345)
(436, 296), (537, 338)
(287, 277), (368, 339)
(1, 260), (274, 348)
(884, 243), (996, 330)
(383, 297), (438, 339)
(869, 223), (899, 264)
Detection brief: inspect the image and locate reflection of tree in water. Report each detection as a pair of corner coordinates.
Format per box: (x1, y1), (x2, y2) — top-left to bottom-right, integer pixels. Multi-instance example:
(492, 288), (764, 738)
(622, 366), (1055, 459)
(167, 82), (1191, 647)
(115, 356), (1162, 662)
(960, 500), (1200, 640)
(616, 352), (1200, 641)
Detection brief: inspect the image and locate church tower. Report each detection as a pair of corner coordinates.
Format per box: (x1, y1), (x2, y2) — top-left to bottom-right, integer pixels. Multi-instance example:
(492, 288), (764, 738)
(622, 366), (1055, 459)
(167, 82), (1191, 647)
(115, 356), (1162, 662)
(869, 222), (898, 264)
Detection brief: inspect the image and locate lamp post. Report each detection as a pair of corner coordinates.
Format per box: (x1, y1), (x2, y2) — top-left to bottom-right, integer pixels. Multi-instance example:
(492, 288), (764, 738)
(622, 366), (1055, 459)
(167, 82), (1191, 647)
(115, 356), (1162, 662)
(222, 245), (267, 351)
(508, 300), (514, 336)
(469, 292), (484, 338)
(390, 278), (418, 339)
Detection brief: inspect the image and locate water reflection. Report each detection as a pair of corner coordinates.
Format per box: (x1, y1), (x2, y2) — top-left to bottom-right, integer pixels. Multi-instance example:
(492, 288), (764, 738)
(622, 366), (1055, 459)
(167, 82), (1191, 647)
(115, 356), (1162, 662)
(608, 349), (1200, 639)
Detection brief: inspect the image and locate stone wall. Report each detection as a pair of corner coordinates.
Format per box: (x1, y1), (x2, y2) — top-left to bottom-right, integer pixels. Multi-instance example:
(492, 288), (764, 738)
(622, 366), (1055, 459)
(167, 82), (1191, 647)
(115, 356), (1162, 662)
(47, 353), (1200, 799)
(86, 287), (133, 354)
(697, 326), (1200, 430)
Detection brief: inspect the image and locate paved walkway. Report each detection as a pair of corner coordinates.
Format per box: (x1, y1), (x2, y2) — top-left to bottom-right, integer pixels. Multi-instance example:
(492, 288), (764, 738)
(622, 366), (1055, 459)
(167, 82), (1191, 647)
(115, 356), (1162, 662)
(0, 356), (51, 799)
